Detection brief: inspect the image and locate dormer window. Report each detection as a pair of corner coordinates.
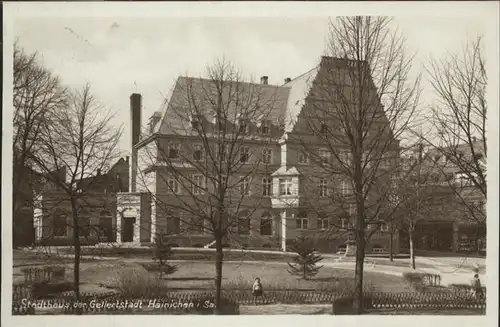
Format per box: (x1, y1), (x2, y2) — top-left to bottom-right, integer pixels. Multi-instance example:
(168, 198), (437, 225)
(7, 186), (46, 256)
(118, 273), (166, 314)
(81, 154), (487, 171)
(260, 119), (271, 135)
(190, 114), (201, 130)
(211, 114), (226, 132)
(320, 123), (328, 136)
(168, 143), (180, 159)
(193, 144), (204, 161)
(238, 119), (249, 134)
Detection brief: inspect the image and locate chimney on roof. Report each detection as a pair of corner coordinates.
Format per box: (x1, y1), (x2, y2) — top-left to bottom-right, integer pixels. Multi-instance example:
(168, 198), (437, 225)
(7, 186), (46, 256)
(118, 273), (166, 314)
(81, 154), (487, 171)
(284, 77), (291, 84)
(260, 76), (269, 85)
(472, 136), (477, 142)
(97, 169), (101, 176)
(130, 93), (142, 192)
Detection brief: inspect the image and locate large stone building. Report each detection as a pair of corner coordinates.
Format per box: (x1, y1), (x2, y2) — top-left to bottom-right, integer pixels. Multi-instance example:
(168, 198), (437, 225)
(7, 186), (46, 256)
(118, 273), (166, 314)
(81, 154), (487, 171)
(32, 57), (485, 255)
(115, 56), (401, 253)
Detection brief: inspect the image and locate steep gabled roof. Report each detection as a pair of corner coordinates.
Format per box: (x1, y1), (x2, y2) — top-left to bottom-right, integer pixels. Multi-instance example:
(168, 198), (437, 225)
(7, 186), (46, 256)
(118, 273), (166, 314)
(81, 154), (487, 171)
(155, 76), (290, 136)
(282, 66), (319, 133)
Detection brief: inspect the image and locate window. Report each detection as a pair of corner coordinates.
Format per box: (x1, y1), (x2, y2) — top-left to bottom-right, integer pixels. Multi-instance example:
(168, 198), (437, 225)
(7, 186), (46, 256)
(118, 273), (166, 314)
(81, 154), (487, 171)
(319, 148), (331, 164)
(168, 143), (180, 159)
(279, 178), (293, 195)
(296, 211), (308, 230)
(191, 115), (201, 129)
(318, 215), (329, 230)
(192, 175), (205, 195)
(351, 89), (357, 102)
(339, 151), (351, 165)
(53, 209), (67, 237)
(341, 180), (351, 196)
(78, 216), (91, 238)
(167, 215), (181, 235)
(319, 179), (328, 197)
(99, 210), (114, 242)
(167, 176), (180, 194)
(298, 151), (309, 164)
(340, 218), (349, 230)
(240, 147), (250, 163)
(193, 144), (204, 161)
(260, 212), (272, 236)
(240, 176), (251, 195)
(262, 178), (272, 196)
(262, 149), (272, 164)
(217, 118), (226, 133)
(320, 123), (328, 136)
(348, 204), (356, 216)
(238, 119), (249, 134)
(261, 120), (271, 135)
(238, 211), (250, 235)
(217, 144), (227, 161)
(380, 222), (389, 232)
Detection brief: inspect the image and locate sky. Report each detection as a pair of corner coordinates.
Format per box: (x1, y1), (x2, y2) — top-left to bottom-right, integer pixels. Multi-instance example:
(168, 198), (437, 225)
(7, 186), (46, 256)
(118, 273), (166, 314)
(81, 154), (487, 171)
(10, 9), (495, 157)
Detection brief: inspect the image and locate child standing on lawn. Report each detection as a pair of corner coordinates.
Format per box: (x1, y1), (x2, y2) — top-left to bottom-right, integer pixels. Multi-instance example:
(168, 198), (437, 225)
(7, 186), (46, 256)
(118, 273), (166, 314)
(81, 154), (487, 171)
(252, 277), (263, 303)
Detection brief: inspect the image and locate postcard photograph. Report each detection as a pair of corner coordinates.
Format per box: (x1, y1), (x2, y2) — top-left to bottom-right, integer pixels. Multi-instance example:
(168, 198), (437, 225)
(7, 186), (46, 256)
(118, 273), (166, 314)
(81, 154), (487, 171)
(2, 2), (498, 326)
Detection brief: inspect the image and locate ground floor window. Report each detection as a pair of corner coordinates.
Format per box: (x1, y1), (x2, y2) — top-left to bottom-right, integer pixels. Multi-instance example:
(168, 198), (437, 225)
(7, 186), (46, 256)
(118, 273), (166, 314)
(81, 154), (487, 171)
(53, 209), (67, 237)
(260, 212), (272, 235)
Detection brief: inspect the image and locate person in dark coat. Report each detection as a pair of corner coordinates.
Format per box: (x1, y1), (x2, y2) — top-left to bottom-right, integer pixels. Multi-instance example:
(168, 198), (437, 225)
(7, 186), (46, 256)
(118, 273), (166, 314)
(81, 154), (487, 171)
(252, 277), (263, 302)
(471, 273), (483, 300)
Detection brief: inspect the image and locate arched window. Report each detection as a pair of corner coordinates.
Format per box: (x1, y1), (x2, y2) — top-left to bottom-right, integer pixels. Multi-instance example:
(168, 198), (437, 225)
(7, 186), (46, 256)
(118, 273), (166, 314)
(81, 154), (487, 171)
(237, 210), (250, 235)
(53, 209), (67, 237)
(99, 210), (114, 242)
(78, 207), (91, 238)
(260, 211), (272, 236)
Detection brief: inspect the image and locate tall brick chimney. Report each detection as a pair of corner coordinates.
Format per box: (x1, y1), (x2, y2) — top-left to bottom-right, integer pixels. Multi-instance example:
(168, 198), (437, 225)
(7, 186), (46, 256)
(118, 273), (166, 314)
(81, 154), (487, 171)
(260, 76), (269, 85)
(130, 93), (142, 192)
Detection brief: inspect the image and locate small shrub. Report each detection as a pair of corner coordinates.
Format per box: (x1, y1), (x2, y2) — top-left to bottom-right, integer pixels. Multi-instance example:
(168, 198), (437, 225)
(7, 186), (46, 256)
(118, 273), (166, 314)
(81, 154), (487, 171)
(113, 266), (168, 298)
(287, 237), (324, 280)
(151, 233), (178, 279)
(403, 272), (441, 291)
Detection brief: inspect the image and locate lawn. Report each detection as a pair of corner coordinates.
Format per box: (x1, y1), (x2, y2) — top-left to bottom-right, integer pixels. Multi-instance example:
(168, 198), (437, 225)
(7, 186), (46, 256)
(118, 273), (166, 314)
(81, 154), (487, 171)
(13, 256), (413, 294)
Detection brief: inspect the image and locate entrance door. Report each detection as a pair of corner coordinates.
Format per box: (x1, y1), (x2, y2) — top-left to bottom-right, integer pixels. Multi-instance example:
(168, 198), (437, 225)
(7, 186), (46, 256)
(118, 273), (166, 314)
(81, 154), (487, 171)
(122, 218), (136, 242)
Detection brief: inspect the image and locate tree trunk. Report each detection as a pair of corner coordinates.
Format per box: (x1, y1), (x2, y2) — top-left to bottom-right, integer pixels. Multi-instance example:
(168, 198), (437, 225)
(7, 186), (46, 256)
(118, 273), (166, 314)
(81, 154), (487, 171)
(389, 228), (394, 262)
(409, 226), (416, 270)
(214, 234), (223, 315)
(352, 234), (366, 314)
(71, 202), (81, 313)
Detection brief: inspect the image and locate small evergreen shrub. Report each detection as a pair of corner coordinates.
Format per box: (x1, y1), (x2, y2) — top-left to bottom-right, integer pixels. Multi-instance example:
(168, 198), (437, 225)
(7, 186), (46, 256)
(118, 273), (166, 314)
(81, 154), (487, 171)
(151, 233), (178, 279)
(287, 237), (324, 280)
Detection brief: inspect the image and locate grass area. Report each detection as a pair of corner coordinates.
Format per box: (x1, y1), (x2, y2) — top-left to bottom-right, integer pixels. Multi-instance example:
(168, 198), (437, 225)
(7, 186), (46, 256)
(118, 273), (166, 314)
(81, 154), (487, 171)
(13, 256), (413, 294)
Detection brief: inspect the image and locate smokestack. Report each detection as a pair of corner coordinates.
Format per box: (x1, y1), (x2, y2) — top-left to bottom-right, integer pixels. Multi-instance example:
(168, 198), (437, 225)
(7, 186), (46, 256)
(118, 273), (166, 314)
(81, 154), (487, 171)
(130, 93), (142, 192)
(260, 76), (268, 85)
(284, 77), (291, 84)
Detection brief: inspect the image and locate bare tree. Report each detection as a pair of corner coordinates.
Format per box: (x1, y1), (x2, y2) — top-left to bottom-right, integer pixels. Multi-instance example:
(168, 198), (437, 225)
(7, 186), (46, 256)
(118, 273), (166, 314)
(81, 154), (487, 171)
(138, 59), (285, 313)
(293, 17), (421, 313)
(424, 36), (487, 225)
(389, 141), (459, 269)
(28, 84), (123, 302)
(12, 42), (66, 246)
